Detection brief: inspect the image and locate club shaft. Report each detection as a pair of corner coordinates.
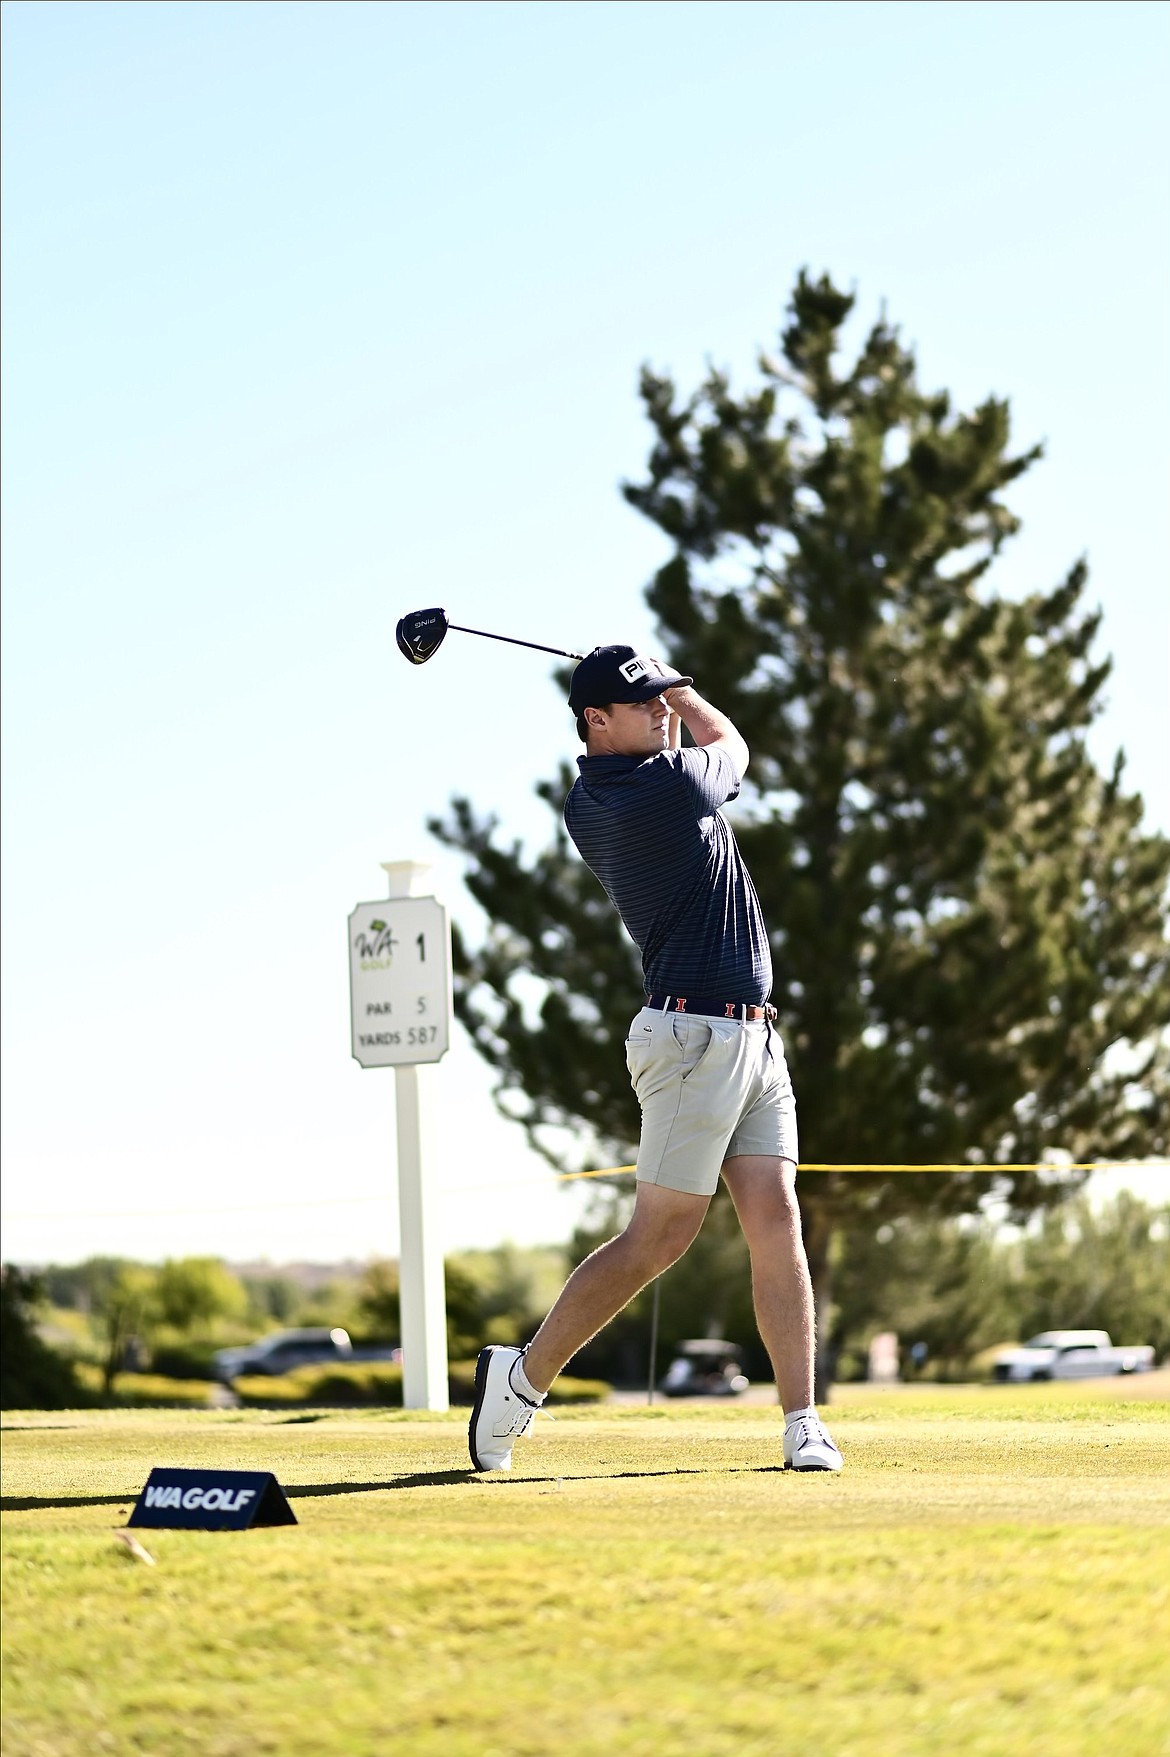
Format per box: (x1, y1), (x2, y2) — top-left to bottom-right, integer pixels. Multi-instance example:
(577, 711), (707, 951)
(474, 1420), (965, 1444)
(447, 622), (583, 661)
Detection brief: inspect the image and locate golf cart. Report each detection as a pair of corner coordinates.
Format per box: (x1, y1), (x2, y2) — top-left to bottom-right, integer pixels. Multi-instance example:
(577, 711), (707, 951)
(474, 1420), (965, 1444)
(659, 1339), (750, 1398)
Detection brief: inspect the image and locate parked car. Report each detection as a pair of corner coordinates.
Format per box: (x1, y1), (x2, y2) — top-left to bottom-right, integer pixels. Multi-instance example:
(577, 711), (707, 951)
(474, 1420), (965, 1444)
(992, 1329), (1156, 1383)
(659, 1339), (750, 1397)
(213, 1327), (355, 1381)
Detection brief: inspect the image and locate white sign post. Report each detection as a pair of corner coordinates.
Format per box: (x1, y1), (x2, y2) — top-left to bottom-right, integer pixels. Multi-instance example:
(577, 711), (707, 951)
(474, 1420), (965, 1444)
(348, 860), (450, 1412)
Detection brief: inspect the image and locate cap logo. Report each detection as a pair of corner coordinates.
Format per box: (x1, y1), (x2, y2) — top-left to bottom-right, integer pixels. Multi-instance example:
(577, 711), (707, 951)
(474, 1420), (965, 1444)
(619, 656), (649, 682)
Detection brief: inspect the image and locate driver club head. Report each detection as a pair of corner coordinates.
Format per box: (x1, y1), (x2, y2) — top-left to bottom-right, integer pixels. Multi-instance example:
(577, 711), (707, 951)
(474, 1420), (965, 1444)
(396, 607), (449, 665)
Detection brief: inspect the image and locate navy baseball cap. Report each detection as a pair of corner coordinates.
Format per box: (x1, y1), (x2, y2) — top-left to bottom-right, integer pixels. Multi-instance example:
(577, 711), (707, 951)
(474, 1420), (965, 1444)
(568, 646), (693, 714)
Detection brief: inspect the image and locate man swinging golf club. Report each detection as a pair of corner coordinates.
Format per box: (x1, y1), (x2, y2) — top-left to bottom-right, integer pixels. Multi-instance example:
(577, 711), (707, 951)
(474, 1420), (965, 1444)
(469, 645), (842, 1473)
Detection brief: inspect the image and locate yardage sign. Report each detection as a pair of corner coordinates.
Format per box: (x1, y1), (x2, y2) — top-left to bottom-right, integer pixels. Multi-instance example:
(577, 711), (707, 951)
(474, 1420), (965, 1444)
(348, 896), (451, 1067)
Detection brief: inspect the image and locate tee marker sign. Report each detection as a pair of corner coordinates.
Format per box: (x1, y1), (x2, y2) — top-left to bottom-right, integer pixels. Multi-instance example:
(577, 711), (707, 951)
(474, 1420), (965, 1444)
(346, 861), (451, 1414)
(348, 895), (451, 1067)
(127, 1468), (297, 1531)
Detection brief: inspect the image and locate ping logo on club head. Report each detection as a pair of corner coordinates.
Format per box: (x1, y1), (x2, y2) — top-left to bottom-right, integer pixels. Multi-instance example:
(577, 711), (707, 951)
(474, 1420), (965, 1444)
(619, 656), (650, 683)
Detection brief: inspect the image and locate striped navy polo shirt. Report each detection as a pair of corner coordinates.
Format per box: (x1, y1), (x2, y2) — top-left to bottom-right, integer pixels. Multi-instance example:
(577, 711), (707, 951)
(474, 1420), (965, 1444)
(564, 745), (772, 1005)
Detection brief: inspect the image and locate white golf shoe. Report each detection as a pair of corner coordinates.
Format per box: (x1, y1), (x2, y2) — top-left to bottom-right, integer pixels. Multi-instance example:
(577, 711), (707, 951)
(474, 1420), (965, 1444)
(468, 1345), (546, 1472)
(783, 1408), (843, 1472)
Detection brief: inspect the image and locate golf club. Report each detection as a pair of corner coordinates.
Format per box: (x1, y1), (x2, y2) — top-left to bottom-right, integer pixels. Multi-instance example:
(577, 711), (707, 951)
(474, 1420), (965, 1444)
(396, 607), (584, 667)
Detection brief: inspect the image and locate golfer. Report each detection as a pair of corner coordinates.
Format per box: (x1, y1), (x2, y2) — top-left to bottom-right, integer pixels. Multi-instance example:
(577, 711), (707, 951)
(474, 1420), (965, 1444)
(469, 645), (842, 1473)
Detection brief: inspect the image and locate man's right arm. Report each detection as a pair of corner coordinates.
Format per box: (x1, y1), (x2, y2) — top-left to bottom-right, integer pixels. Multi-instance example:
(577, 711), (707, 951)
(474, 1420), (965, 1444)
(663, 686), (749, 779)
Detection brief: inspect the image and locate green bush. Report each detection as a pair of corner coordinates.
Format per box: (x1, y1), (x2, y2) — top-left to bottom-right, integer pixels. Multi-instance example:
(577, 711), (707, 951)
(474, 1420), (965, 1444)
(73, 1365), (217, 1407)
(295, 1364), (403, 1405)
(446, 1361), (610, 1406)
(544, 1376), (610, 1405)
(112, 1374), (217, 1408)
(543, 1376), (609, 1405)
(232, 1363), (400, 1406)
(148, 1341), (222, 1380)
(232, 1360), (610, 1408)
(231, 1373), (316, 1406)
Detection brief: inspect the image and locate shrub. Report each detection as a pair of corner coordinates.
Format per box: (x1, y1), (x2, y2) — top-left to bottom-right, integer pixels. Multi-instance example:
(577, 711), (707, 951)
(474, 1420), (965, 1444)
(543, 1376), (610, 1406)
(232, 1364), (400, 1407)
(231, 1373), (315, 1406)
(73, 1364), (217, 1407)
(232, 1361), (610, 1408)
(447, 1361), (608, 1406)
(148, 1341), (222, 1381)
(290, 1364), (404, 1406)
(111, 1374), (217, 1408)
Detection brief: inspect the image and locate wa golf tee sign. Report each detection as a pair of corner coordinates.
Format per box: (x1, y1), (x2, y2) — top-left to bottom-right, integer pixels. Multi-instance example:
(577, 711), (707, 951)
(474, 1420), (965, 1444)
(128, 1469), (296, 1531)
(348, 895), (451, 1067)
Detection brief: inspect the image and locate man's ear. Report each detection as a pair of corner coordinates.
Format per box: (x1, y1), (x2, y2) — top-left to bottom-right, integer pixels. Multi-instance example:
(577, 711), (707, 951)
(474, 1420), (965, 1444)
(585, 706), (607, 730)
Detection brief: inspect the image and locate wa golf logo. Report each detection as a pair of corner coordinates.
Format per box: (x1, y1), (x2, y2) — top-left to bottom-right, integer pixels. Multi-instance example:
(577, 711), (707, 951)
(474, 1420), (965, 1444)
(144, 1483), (257, 1514)
(128, 1468), (297, 1530)
(353, 917), (397, 969)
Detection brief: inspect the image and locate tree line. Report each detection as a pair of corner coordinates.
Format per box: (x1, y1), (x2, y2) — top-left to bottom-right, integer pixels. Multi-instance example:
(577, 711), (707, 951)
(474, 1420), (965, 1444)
(3, 1191), (1165, 1407)
(562, 1185), (1169, 1387)
(0, 1243), (564, 1405)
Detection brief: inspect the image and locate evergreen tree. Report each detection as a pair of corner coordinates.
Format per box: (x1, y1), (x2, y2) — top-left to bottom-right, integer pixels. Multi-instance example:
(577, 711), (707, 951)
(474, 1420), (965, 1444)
(432, 272), (1170, 1393)
(0, 1266), (86, 1410)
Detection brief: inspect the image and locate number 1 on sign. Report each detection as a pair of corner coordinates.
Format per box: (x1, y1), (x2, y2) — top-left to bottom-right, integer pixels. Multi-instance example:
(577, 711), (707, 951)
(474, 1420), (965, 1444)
(417, 933), (425, 960)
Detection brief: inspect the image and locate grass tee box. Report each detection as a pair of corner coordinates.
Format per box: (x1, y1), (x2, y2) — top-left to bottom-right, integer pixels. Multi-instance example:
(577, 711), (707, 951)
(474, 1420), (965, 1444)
(3, 1378), (1169, 1757)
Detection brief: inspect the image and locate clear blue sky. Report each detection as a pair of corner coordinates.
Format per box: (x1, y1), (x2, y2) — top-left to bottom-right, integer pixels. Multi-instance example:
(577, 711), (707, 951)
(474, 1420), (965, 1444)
(3, 0), (1168, 1267)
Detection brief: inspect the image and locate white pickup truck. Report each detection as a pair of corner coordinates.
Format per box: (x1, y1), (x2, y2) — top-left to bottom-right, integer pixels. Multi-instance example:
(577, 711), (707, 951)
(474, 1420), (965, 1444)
(992, 1329), (1156, 1383)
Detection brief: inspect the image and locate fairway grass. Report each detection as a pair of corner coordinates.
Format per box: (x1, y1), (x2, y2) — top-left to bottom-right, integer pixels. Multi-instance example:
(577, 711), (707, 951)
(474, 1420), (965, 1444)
(3, 1384), (1168, 1757)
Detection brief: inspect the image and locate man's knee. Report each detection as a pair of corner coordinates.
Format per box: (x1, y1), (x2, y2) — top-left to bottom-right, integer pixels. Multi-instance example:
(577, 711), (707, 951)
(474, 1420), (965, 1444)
(630, 1231), (694, 1278)
(724, 1156), (803, 1244)
(772, 1173), (801, 1228)
(622, 1202), (705, 1273)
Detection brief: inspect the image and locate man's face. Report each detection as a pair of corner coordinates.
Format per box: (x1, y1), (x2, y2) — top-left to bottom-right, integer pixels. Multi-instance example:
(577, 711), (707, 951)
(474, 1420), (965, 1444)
(589, 695), (671, 756)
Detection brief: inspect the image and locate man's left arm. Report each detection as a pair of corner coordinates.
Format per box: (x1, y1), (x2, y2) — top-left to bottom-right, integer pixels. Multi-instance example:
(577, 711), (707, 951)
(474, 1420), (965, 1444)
(663, 685), (749, 779)
(650, 657), (685, 752)
(667, 701), (683, 750)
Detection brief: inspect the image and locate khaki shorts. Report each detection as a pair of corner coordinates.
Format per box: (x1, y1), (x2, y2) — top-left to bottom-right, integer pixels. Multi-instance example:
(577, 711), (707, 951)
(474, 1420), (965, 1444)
(624, 1006), (798, 1197)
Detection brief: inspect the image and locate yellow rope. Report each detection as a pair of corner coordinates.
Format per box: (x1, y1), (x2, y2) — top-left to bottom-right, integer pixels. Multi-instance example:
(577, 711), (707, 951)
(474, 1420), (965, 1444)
(553, 1160), (1166, 1182)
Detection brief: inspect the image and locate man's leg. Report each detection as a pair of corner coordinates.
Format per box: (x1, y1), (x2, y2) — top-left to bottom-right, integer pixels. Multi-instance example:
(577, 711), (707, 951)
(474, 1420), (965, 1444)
(721, 1154), (841, 1470)
(523, 1182), (711, 1393)
(720, 1155), (814, 1413)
